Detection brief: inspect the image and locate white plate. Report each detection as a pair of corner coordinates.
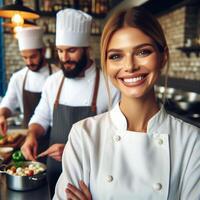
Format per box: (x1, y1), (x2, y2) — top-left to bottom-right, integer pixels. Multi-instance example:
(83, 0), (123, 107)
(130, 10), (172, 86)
(7, 129), (28, 136)
(0, 147), (14, 154)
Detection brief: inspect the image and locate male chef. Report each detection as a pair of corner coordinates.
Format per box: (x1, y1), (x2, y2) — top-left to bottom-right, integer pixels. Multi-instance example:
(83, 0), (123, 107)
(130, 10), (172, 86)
(0, 26), (58, 135)
(21, 8), (119, 195)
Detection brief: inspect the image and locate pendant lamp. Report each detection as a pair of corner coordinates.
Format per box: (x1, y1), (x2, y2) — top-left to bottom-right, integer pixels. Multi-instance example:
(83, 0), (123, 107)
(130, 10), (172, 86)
(2, 19), (37, 28)
(0, 0), (40, 20)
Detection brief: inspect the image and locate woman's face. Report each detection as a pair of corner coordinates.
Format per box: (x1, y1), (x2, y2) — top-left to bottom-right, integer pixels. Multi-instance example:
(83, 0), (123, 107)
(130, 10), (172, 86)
(106, 27), (166, 99)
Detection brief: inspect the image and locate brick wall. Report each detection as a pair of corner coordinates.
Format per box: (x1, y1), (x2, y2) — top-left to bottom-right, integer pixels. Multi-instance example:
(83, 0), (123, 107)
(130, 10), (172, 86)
(158, 5), (200, 80)
(3, 1), (36, 81)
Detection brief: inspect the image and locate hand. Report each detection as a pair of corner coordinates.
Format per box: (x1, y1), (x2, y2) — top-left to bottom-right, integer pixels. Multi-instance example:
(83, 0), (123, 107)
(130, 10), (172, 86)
(37, 143), (65, 161)
(66, 181), (92, 200)
(0, 115), (7, 136)
(21, 133), (38, 161)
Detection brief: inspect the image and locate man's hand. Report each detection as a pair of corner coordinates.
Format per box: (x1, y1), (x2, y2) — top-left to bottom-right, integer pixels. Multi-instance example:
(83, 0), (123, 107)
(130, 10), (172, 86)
(21, 123), (45, 161)
(21, 133), (38, 161)
(0, 115), (7, 136)
(66, 181), (92, 200)
(37, 143), (65, 161)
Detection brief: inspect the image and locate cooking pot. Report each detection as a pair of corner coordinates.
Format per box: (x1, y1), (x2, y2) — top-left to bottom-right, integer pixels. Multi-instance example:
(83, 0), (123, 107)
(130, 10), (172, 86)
(0, 161), (47, 191)
(176, 101), (200, 113)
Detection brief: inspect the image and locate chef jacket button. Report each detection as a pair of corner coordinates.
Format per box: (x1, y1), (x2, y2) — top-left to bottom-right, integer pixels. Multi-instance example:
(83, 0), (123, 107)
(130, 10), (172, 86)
(106, 175), (113, 182)
(113, 135), (121, 142)
(157, 138), (163, 145)
(153, 183), (162, 191)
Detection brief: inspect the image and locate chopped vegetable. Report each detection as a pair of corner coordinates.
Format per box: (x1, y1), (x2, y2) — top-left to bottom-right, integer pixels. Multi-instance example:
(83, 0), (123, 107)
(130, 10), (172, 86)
(6, 163), (45, 176)
(12, 150), (25, 162)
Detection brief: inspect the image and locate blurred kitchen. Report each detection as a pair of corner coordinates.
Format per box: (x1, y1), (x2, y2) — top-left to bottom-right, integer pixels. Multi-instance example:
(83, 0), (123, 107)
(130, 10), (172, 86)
(0, 0), (200, 198)
(0, 0), (200, 129)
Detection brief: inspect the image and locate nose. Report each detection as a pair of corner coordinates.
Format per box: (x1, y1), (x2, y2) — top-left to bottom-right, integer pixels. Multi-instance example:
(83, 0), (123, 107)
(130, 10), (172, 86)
(26, 58), (32, 66)
(62, 51), (70, 62)
(124, 55), (136, 72)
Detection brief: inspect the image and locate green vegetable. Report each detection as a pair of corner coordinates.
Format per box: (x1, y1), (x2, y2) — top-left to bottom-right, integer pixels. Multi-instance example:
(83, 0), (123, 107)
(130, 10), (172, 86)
(12, 150), (25, 162)
(0, 135), (3, 140)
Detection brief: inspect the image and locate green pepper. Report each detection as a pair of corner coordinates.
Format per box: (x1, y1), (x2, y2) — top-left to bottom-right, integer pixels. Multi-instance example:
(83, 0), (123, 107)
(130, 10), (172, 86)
(12, 150), (25, 162)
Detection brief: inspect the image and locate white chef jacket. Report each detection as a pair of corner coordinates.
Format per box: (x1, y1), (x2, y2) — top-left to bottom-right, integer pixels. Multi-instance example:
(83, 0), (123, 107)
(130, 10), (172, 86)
(29, 63), (120, 131)
(0, 65), (59, 114)
(54, 103), (200, 200)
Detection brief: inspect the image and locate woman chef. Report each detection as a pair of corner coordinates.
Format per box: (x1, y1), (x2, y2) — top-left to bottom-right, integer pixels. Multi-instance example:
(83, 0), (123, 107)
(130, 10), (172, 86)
(0, 27), (58, 134)
(53, 7), (200, 200)
(21, 9), (119, 196)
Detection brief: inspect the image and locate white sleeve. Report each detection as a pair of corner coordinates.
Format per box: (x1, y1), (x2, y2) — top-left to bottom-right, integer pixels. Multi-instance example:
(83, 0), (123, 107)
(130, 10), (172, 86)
(53, 124), (90, 200)
(29, 80), (51, 131)
(0, 74), (20, 113)
(179, 132), (200, 200)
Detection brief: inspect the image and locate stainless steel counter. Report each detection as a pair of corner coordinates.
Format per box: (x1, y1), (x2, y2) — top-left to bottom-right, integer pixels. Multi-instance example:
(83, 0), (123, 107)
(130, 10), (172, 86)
(0, 174), (51, 200)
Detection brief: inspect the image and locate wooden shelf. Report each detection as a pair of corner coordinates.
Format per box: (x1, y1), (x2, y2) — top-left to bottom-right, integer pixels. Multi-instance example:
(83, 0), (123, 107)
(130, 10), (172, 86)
(177, 46), (200, 57)
(37, 11), (57, 17)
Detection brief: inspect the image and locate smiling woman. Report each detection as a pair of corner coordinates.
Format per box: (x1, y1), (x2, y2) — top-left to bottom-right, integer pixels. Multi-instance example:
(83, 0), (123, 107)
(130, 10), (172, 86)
(53, 7), (200, 200)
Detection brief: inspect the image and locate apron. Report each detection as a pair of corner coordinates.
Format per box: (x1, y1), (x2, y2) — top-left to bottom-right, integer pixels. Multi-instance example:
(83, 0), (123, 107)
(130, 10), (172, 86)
(47, 68), (100, 195)
(22, 64), (52, 128)
(23, 65), (52, 163)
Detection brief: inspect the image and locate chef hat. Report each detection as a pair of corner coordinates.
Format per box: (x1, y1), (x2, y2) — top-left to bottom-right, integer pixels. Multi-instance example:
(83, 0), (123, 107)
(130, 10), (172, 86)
(56, 8), (92, 47)
(17, 26), (44, 51)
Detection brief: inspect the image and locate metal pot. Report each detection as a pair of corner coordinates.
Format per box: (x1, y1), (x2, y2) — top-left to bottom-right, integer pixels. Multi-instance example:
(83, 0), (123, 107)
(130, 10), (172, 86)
(0, 161), (47, 191)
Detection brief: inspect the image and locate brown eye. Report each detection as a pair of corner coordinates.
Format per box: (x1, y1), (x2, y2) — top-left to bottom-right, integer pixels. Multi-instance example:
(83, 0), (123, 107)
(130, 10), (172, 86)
(135, 49), (152, 57)
(108, 54), (122, 60)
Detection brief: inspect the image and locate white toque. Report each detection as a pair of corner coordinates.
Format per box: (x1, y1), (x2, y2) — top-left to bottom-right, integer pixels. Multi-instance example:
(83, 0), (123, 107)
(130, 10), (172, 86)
(56, 8), (92, 47)
(16, 26), (44, 51)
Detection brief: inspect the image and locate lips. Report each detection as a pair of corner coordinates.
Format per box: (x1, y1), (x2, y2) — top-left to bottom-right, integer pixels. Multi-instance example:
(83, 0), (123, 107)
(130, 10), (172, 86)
(119, 73), (148, 87)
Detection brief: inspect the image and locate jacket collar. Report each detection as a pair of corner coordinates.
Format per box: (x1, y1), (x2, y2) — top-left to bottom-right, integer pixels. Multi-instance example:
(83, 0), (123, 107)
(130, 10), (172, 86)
(109, 103), (170, 136)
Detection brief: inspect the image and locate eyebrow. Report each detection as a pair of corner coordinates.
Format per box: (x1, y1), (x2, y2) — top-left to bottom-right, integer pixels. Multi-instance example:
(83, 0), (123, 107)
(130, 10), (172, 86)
(107, 43), (155, 53)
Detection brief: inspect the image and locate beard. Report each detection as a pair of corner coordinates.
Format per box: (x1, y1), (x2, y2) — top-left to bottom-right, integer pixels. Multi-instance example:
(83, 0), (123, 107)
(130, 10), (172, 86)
(60, 51), (88, 78)
(27, 56), (44, 72)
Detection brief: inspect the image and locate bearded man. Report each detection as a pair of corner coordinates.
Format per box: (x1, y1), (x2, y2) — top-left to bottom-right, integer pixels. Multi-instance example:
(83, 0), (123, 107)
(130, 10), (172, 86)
(21, 9), (119, 196)
(0, 26), (58, 134)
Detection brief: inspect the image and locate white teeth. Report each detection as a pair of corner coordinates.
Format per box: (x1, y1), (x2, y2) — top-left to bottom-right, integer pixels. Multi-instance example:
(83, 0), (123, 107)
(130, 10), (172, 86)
(123, 76), (143, 83)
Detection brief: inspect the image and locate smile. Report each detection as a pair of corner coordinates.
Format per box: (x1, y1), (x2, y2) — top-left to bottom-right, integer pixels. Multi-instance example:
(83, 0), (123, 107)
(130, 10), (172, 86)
(123, 76), (144, 83)
(119, 74), (147, 87)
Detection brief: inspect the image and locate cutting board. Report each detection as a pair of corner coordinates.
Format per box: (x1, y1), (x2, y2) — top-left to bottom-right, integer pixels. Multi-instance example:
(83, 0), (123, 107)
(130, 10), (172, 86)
(0, 134), (25, 148)
(0, 129), (27, 164)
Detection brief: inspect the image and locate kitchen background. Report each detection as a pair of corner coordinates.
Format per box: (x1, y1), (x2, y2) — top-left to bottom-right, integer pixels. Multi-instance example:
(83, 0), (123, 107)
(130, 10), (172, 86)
(0, 0), (200, 127)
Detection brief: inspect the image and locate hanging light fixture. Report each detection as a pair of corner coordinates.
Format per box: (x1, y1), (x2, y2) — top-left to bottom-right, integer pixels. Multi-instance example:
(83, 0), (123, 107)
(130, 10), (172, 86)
(0, 0), (40, 20)
(2, 19), (36, 28)
(2, 19), (37, 36)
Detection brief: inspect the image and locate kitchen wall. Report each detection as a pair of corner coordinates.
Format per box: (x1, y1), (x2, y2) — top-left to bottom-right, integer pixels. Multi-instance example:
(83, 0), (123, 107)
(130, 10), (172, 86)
(3, 1), (200, 84)
(158, 5), (200, 80)
(4, 1), (35, 81)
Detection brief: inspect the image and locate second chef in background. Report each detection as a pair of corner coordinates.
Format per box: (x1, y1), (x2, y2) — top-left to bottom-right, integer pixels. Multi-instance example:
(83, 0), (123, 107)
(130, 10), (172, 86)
(21, 8), (120, 196)
(0, 27), (58, 135)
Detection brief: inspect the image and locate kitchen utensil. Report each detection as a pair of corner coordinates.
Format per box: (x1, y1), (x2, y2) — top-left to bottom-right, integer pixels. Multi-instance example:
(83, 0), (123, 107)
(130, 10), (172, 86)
(0, 161), (47, 191)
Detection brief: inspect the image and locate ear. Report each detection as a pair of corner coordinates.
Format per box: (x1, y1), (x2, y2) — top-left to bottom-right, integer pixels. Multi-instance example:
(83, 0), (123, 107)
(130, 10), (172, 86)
(160, 47), (169, 69)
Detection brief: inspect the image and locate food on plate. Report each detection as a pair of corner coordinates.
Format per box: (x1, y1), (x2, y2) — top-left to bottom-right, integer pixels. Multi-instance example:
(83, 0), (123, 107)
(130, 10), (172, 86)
(0, 133), (21, 145)
(7, 133), (20, 143)
(0, 137), (7, 145)
(6, 163), (45, 176)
